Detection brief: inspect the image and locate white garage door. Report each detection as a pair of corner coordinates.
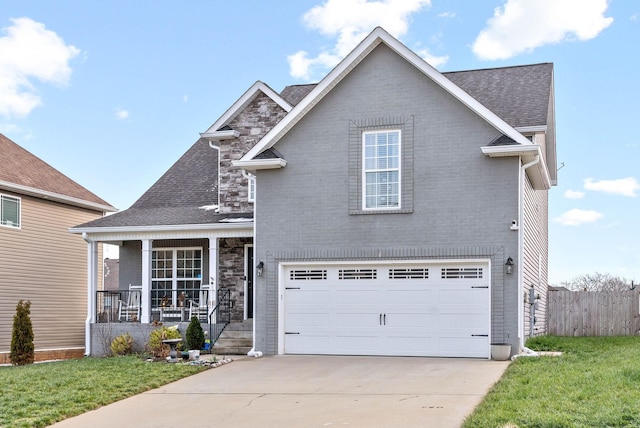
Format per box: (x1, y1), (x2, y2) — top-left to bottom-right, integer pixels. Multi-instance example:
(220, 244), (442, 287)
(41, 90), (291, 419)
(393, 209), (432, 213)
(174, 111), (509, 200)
(283, 262), (491, 358)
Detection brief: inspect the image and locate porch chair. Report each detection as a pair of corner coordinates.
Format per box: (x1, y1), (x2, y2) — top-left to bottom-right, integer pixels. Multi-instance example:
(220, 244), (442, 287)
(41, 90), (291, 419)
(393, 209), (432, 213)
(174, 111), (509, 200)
(118, 284), (142, 322)
(189, 285), (212, 322)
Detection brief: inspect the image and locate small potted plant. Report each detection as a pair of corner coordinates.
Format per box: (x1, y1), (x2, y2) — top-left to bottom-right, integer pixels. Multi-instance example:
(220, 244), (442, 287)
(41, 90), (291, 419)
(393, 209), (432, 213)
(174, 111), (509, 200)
(185, 316), (205, 360)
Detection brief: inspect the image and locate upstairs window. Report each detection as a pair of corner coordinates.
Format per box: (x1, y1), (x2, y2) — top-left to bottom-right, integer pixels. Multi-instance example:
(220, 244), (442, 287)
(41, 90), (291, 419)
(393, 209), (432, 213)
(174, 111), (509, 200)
(248, 176), (255, 203)
(1, 195), (20, 228)
(362, 130), (401, 210)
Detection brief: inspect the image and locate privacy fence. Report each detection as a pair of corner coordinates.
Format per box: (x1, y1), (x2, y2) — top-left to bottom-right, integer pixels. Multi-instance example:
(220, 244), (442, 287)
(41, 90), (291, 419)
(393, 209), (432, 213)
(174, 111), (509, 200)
(548, 289), (640, 336)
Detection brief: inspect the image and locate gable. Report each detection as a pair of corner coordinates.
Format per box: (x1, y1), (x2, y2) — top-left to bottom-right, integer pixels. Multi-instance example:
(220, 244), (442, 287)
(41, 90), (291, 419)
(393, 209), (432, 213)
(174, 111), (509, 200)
(236, 27), (553, 190)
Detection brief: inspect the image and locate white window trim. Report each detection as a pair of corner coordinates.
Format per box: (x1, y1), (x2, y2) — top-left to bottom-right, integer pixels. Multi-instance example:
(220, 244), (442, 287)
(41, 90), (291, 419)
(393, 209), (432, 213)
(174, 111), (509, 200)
(248, 176), (256, 203)
(0, 194), (21, 229)
(361, 129), (402, 211)
(151, 247), (203, 307)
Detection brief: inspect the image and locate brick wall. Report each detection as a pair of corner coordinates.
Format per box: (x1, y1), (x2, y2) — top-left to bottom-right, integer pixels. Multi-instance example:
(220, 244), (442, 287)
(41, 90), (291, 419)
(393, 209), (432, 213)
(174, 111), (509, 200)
(0, 348), (85, 364)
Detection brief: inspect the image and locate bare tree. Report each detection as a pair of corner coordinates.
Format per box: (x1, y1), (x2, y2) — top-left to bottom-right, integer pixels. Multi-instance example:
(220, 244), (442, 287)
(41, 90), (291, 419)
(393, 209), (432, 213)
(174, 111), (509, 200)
(560, 272), (634, 292)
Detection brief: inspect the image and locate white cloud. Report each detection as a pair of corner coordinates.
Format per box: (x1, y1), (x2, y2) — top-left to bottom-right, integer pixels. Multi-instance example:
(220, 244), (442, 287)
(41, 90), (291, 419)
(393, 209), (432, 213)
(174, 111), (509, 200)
(564, 189), (585, 199)
(472, 0), (613, 60)
(554, 209), (603, 226)
(584, 177), (640, 197)
(438, 12), (456, 19)
(288, 0), (435, 81)
(0, 17), (80, 117)
(115, 108), (129, 120)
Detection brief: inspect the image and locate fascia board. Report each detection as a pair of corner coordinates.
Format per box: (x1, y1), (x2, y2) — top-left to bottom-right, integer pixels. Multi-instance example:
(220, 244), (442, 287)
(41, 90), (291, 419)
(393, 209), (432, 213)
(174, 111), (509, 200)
(200, 129), (240, 141)
(241, 27), (532, 163)
(0, 180), (117, 213)
(515, 125), (547, 133)
(232, 158), (287, 171)
(200, 81), (292, 137)
(69, 221), (253, 235)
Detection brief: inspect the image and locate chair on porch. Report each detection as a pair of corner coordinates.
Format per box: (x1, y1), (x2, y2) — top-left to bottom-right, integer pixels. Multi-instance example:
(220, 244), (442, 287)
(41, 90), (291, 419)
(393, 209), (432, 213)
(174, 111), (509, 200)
(118, 284), (142, 322)
(189, 285), (212, 322)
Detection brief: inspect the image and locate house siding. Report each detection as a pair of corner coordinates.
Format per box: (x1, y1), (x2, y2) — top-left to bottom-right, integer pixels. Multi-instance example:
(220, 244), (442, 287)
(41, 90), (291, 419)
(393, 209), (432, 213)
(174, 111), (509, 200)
(0, 193), (104, 360)
(523, 172), (549, 337)
(254, 44), (521, 355)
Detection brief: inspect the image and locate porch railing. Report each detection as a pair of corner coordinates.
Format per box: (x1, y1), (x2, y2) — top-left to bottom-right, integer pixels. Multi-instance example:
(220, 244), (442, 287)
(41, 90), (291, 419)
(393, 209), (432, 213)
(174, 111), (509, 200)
(96, 288), (212, 323)
(209, 289), (231, 345)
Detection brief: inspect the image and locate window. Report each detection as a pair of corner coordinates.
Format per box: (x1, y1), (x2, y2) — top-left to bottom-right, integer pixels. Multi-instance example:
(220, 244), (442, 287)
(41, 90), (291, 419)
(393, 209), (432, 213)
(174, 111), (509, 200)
(151, 248), (202, 308)
(1, 195), (20, 228)
(248, 176), (255, 202)
(363, 130), (401, 210)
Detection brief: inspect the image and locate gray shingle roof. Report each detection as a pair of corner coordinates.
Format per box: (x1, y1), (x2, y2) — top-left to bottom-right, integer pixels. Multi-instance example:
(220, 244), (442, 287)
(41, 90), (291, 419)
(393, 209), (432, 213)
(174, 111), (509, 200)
(75, 138), (227, 228)
(280, 84), (316, 106)
(443, 63), (553, 129)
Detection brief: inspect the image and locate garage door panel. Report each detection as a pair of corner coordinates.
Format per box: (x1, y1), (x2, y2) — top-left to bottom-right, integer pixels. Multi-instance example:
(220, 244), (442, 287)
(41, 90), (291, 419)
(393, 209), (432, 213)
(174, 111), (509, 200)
(285, 334), (329, 354)
(286, 313), (330, 328)
(384, 288), (435, 304)
(284, 262), (491, 358)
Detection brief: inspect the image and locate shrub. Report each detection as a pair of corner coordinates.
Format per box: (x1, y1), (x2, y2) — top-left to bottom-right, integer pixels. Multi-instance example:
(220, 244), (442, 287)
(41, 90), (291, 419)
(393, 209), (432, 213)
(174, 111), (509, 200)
(110, 333), (134, 356)
(148, 326), (182, 358)
(10, 300), (34, 365)
(185, 316), (205, 350)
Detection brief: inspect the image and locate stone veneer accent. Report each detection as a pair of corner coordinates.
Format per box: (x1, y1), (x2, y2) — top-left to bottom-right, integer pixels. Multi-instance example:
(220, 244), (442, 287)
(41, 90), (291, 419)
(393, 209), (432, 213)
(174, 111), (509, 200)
(219, 238), (252, 322)
(217, 92), (288, 214)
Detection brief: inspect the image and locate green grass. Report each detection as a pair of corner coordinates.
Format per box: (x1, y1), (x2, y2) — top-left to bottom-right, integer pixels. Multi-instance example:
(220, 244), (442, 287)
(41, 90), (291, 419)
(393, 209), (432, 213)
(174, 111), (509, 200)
(464, 336), (640, 428)
(0, 356), (207, 428)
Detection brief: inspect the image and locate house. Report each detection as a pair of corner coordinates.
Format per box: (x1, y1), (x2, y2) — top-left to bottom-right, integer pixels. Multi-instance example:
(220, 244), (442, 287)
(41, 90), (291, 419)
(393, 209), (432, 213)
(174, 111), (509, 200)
(73, 27), (556, 359)
(0, 134), (116, 363)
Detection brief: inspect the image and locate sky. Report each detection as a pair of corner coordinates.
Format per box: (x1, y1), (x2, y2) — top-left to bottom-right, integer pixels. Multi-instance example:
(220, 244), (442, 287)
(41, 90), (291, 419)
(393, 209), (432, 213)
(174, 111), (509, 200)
(0, 0), (638, 285)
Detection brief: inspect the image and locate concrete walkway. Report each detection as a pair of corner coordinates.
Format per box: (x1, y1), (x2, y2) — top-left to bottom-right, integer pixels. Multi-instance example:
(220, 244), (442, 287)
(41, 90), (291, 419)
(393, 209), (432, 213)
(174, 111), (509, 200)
(49, 355), (509, 428)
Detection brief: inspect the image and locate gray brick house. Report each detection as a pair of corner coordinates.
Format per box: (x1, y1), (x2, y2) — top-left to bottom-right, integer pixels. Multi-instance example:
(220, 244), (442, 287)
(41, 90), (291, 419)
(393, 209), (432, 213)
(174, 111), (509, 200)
(73, 27), (556, 358)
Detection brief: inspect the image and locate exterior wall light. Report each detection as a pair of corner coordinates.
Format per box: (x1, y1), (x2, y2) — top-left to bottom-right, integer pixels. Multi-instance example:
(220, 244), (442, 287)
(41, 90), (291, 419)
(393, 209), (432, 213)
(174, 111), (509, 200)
(505, 257), (514, 275)
(256, 261), (264, 276)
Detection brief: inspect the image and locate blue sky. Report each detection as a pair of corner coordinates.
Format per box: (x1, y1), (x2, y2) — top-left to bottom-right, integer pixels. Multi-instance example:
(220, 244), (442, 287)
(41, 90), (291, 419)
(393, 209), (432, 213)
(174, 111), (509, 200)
(0, 0), (638, 284)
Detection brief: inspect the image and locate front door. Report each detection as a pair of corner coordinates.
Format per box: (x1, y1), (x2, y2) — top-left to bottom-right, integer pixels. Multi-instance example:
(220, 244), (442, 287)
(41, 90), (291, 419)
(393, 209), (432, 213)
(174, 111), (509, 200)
(246, 246), (254, 319)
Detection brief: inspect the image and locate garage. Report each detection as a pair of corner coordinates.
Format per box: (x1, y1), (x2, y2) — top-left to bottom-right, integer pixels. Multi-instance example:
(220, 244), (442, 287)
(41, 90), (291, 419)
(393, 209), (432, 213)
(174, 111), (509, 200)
(282, 261), (491, 358)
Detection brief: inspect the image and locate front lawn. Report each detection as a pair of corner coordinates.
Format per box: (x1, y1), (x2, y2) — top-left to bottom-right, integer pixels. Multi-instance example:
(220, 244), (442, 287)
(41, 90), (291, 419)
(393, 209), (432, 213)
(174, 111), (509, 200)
(464, 336), (640, 427)
(0, 356), (206, 428)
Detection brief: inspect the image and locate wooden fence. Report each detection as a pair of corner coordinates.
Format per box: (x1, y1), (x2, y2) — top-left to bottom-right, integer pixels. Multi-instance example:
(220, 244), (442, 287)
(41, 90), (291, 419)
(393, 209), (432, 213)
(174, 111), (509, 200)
(548, 289), (640, 336)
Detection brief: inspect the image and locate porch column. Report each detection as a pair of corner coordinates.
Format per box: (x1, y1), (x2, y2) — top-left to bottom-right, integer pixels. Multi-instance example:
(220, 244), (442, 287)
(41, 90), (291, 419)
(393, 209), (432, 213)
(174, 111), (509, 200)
(85, 237), (99, 356)
(141, 239), (153, 323)
(86, 239), (99, 322)
(208, 237), (219, 322)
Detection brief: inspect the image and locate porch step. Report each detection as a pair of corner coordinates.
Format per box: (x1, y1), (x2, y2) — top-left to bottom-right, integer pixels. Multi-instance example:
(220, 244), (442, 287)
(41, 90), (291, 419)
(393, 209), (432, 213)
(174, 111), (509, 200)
(212, 320), (253, 356)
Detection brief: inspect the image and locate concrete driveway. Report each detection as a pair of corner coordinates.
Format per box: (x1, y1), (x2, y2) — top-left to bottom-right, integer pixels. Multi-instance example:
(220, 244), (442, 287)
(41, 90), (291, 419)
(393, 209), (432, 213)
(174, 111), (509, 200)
(49, 355), (509, 428)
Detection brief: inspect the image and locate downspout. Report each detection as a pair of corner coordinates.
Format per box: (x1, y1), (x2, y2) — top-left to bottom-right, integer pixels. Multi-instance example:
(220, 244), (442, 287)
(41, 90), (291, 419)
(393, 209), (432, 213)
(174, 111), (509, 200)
(208, 141), (221, 211)
(518, 154), (540, 351)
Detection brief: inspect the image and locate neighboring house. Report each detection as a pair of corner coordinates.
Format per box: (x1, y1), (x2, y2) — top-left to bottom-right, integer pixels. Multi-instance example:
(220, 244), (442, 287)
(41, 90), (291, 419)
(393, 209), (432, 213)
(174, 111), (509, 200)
(0, 134), (116, 363)
(73, 27), (556, 359)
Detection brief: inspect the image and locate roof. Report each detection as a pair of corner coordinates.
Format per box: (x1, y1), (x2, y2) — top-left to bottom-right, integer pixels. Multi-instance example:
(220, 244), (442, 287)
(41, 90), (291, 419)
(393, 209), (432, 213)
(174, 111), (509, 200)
(443, 63), (553, 130)
(74, 138), (228, 229)
(280, 84), (316, 106)
(277, 63), (553, 133)
(0, 133), (115, 212)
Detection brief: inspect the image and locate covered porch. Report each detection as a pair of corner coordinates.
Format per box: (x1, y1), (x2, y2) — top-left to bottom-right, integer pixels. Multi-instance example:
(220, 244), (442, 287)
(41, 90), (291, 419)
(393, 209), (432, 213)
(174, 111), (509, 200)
(73, 222), (256, 357)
